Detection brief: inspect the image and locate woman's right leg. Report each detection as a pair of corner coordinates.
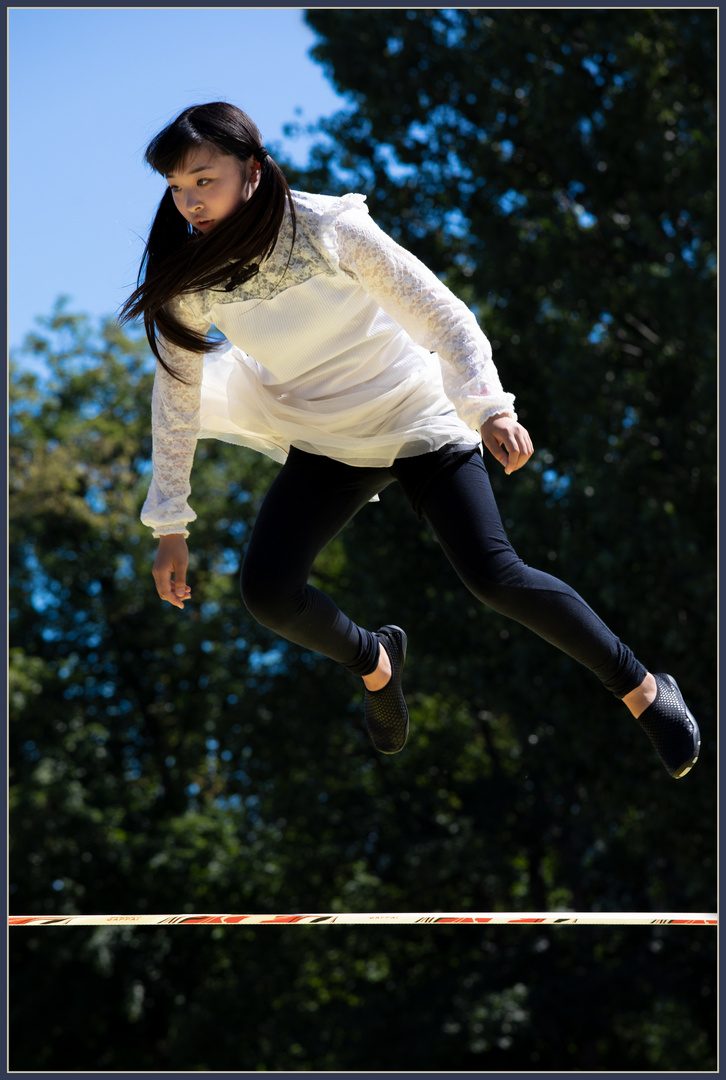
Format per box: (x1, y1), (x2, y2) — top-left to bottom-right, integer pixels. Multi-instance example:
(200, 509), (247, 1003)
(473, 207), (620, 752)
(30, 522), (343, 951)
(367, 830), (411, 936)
(240, 448), (390, 676)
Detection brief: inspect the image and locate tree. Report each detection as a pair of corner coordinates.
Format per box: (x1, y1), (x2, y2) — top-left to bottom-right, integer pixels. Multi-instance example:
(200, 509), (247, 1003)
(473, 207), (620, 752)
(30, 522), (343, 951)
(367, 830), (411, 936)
(292, 2), (717, 910)
(9, 8), (717, 1069)
(293, 9), (716, 656)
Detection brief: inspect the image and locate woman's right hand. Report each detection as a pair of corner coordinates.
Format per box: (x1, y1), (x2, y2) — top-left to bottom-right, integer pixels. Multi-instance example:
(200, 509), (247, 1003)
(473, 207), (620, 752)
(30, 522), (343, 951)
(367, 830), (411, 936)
(152, 534), (192, 609)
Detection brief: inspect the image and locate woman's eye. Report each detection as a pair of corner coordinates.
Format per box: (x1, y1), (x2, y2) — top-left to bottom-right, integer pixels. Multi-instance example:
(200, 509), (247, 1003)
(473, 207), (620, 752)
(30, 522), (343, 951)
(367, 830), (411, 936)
(197, 178), (211, 186)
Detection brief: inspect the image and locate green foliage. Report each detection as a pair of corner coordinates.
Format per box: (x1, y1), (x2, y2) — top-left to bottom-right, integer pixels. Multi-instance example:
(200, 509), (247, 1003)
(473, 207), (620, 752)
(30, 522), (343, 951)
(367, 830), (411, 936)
(10, 9), (716, 1071)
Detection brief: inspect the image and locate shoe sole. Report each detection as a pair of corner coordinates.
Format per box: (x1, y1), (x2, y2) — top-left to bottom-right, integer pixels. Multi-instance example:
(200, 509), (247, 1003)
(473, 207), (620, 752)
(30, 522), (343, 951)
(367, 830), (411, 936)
(664, 675), (701, 779)
(378, 625), (408, 755)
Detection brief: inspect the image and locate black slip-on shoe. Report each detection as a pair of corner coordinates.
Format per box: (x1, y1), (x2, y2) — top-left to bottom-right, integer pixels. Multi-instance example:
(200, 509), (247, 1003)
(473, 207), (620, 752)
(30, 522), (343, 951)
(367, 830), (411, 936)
(364, 625), (409, 754)
(636, 673), (701, 778)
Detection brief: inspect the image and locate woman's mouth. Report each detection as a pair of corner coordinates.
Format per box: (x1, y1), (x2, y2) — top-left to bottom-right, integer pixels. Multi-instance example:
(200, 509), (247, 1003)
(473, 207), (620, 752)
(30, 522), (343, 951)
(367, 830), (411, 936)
(194, 218), (213, 230)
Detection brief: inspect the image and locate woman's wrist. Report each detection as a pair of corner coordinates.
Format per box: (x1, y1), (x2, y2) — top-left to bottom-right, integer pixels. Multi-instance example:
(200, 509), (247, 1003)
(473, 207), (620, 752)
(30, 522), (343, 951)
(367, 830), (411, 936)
(153, 529), (190, 541)
(481, 411), (515, 428)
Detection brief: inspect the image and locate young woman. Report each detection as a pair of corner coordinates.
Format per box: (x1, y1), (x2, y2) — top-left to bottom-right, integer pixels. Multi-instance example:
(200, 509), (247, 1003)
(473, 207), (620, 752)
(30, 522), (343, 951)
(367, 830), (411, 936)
(121, 102), (700, 779)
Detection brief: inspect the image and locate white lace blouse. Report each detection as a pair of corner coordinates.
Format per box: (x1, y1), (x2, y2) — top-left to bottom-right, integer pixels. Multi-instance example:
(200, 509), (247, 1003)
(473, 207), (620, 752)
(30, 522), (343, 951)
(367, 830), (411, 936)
(142, 192), (516, 537)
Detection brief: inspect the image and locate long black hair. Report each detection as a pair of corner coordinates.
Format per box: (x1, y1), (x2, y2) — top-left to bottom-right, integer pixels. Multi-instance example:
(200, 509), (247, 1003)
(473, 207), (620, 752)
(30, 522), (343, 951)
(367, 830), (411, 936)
(120, 102), (296, 372)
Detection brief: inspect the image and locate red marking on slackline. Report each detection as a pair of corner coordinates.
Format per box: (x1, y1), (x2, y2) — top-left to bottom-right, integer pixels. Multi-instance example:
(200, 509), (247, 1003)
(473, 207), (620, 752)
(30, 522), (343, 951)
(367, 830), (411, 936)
(435, 917), (494, 923)
(260, 915), (311, 923)
(175, 915), (251, 924)
(669, 919), (717, 925)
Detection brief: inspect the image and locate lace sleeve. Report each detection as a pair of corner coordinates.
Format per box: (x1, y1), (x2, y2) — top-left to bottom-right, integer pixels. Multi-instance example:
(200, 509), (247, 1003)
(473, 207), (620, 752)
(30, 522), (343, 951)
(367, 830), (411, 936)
(334, 208), (516, 430)
(140, 295), (210, 538)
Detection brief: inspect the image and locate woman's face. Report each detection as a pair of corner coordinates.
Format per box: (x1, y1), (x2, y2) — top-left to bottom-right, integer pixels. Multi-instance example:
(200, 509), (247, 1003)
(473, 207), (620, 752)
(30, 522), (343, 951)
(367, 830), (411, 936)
(166, 144), (260, 233)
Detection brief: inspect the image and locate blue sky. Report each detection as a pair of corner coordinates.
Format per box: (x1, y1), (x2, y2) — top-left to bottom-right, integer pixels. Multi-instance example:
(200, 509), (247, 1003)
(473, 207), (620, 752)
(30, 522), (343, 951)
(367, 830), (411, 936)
(8, 8), (348, 352)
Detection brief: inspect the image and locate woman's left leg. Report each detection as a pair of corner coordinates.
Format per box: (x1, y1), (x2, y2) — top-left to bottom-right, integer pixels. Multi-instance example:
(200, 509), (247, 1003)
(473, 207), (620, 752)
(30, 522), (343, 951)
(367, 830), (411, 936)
(390, 446), (699, 776)
(394, 446), (644, 698)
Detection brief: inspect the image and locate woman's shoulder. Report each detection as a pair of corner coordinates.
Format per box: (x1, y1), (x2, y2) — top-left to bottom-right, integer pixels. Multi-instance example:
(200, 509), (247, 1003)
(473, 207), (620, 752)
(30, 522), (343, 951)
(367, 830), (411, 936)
(291, 191), (370, 243)
(290, 191), (371, 270)
(291, 190), (369, 219)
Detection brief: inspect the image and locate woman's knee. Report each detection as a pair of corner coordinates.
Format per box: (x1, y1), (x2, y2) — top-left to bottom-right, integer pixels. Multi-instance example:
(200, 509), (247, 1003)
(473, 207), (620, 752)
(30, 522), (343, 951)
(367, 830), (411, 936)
(240, 561), (298, 631)
(457, 550), (531, 609)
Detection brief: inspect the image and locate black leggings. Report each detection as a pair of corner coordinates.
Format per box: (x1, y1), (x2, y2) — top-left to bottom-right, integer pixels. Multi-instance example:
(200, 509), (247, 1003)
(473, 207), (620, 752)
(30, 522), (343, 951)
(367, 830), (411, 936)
(240, 444), (646, 698)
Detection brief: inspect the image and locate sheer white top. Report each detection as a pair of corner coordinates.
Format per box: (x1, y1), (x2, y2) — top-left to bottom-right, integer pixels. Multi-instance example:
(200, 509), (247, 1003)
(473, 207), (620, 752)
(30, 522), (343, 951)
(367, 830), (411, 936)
(142, 192), (516, 537)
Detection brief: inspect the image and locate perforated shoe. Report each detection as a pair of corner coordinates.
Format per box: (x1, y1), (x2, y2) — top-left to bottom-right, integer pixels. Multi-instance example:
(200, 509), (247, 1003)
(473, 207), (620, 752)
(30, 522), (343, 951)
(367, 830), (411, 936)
(635, 673), (700, 778)
(364, 625), (409, 754)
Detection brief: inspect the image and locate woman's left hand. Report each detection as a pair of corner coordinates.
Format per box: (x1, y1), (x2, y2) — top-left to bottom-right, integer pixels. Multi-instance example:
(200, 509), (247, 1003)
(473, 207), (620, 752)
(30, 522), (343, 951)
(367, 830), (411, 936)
(480, 414), (534, 475)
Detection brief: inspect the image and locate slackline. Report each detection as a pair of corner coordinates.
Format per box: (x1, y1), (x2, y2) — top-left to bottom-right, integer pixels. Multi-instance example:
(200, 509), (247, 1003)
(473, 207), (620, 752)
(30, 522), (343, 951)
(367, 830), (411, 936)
(8, 912), (718, 927)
